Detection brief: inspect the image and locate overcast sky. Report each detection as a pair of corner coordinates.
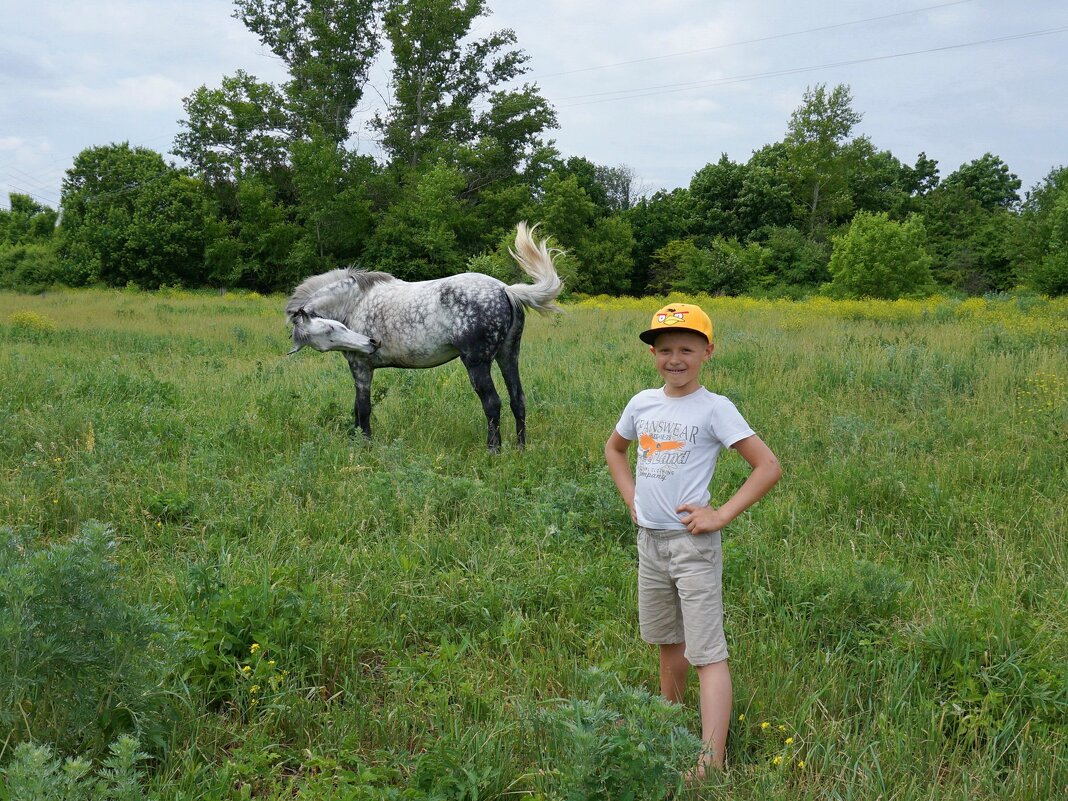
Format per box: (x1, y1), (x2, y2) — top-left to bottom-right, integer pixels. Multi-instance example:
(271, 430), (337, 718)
(2, 0), (1066, 211)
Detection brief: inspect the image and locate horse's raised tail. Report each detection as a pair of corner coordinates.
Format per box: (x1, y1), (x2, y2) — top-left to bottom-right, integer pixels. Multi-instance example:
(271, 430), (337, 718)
(505, 222), (564, 314)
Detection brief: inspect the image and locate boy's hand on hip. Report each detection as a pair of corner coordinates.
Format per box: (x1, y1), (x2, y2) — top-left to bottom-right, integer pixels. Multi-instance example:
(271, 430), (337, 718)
(677, 503), (727, 534)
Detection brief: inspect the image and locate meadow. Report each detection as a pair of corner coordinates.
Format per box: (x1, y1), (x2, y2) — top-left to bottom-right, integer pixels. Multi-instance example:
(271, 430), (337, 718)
(0, 287), (1065, 800)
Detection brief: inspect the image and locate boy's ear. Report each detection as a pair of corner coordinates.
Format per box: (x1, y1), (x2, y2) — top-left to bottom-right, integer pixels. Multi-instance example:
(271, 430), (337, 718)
(649, 346), (655, 354)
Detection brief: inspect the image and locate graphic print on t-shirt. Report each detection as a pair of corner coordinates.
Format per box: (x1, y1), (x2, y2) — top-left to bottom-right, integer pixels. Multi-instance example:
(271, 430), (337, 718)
(636, 419), (698, 481)
(638, 433), (685, 459)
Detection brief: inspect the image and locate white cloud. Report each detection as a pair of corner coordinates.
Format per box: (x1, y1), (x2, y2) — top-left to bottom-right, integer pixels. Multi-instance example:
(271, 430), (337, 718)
(2, 0), (1066, 206)
(42, 74), (189, 113)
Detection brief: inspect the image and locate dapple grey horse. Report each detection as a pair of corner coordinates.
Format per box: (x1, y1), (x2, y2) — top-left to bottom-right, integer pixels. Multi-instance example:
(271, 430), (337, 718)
(286, 223), (563, 450)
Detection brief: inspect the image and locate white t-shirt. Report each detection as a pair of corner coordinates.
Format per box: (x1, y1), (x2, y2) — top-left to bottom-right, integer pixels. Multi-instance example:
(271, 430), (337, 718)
(615, 386), (755, 530)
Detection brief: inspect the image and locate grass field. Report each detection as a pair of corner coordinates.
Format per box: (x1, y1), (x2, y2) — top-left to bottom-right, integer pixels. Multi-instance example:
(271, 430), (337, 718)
(1, 287), (1065, 800)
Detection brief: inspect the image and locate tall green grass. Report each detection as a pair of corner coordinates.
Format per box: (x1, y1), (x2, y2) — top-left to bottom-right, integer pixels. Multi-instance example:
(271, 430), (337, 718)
(1, 287), (1065, 800)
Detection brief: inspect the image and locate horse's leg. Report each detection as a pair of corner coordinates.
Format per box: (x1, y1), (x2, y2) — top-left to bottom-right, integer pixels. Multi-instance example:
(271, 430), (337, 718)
(495, 344), (526, 448)
(461, 356), (502, 452)
(496, 307), (527, 447)
(345, 355), (374, 439)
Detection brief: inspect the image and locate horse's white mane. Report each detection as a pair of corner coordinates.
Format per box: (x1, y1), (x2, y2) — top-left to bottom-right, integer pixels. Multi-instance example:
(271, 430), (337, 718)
(285, 268), (395, 319)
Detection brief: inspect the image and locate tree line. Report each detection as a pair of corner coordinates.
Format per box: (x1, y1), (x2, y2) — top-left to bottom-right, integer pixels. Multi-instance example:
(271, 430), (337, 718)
(2, 0), (1066, 299)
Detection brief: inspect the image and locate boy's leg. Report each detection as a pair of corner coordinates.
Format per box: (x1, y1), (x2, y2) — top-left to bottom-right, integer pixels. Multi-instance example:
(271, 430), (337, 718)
(658, 642), (689, 703)
(694, 659), (732, 770)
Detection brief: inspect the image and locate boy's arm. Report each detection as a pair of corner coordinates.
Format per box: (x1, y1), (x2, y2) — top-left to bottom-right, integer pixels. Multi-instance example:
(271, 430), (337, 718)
(605, 430), (637, 524)
(677, 434), (782, 535)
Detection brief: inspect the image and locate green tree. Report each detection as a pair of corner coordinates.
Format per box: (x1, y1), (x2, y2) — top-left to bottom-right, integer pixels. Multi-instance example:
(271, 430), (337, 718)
(0, 195), (62, 290)
(941, 153), (1021, 211)
(647, 238), (700, 295)
(372, 0), (555, 173)
(781, 83), (863, 237)
(289, 131), (376, 266)
(672, 238), (760, 297)
(59, 144), (211, 288)
(846, 142), (915, 218)
(537, 172), (597, 250)
(364, 160), (470, 279)
(533, 171), (634, 294)
(689, 155), (746, 240)
(233, 0), (381, 146)
(920, 182), (1026, 293)
(1, 193), (58, 244)
(909, 151), (941, 196)
(220, 173), (305, 291)
(689, 154), (792, 241)
(759, 225), (829, 287)
(557, 156), (639, 216)
(625, 188), (695, 294)
(1018, 165), (1068, 272)
(574, 215), (636, 295)
(1029, 190), (1068, 295)
(173, 70), (290, 184)
(827, 211), (934, 299)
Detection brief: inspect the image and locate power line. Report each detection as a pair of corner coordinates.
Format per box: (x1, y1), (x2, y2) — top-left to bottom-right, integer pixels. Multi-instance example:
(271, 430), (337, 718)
(532, 0), (978, 79)
(554, 25), (1068, 107)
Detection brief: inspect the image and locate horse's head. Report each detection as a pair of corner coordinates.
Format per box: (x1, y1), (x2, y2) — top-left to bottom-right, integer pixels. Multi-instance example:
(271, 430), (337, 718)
(288, 312), (379, 356)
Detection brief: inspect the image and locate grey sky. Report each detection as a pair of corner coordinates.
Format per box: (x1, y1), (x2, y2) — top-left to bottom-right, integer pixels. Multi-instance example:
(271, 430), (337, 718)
(2, 0), (1066, 211)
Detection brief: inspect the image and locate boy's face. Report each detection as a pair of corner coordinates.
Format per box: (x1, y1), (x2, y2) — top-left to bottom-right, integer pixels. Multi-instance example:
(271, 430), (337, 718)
(651, 330), (714, 396)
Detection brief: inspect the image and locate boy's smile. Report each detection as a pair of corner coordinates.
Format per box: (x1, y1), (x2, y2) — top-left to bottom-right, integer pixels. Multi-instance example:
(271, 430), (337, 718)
(652, 330), (714, 397)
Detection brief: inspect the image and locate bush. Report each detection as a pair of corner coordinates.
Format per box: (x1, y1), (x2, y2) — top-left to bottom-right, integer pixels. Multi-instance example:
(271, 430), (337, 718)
(0, 523), (178, 757)
(1028, 191), (1068, 296)
(827, 212), (935, 299)
(523, 669), (703, 799)
(0, 243), (66, 291)
(758, 225), (830, 286)
(0, 735), (148, 801)
(7, 311), (57, 337)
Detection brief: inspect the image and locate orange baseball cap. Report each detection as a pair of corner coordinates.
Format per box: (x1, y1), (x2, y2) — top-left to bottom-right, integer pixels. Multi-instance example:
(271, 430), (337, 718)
(639, 303), (713, 345)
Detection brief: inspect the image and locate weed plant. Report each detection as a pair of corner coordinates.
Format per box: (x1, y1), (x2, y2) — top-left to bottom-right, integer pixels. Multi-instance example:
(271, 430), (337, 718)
(0, 287), (1065, 800)
(0, 522), (178, 758)
(1, 735), (149, 801)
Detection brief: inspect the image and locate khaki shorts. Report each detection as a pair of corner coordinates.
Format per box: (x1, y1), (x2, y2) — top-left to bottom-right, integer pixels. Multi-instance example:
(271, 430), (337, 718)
(637, 526), (728, 666)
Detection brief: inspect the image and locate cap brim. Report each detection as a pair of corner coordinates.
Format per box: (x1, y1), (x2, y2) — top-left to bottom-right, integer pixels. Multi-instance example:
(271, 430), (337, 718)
(639, 327), (709, 345)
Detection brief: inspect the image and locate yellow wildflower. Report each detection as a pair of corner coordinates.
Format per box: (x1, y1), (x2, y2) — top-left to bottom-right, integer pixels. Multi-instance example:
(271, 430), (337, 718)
(797, 760), (805, 769)
(241, 665), (252, 674)
(785, 737), (794, 745)
(760, 721), (770, 730)
(249, 685), (260, 694)
(772, 755), (782, 766)
(738, 714), (746, 722)
(250, 643), (261, 654)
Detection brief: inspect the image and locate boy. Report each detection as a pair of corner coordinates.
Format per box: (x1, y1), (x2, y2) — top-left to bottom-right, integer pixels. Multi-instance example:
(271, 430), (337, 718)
(604, 302), (781, 778)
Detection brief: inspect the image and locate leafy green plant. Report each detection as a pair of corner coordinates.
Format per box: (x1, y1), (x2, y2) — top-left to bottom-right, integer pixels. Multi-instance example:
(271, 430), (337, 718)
(827, 212), (935, 299)
(524, 669), (703, 800)
(5, 309), (57, 339)
(0, 523), (177, 757)
(913, 604), (1067, 757)
(0, 735), (148, 801)
(178, 561), (327, 711)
